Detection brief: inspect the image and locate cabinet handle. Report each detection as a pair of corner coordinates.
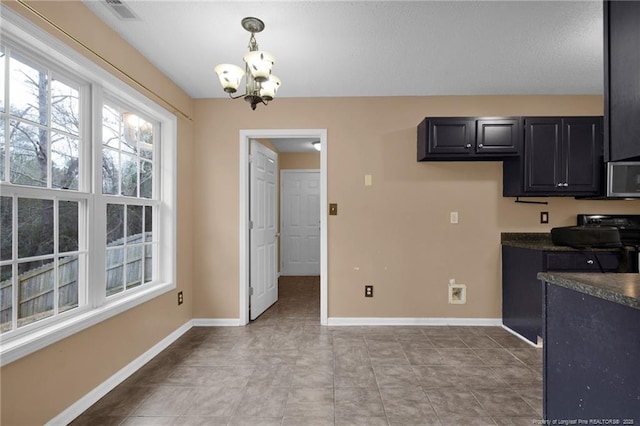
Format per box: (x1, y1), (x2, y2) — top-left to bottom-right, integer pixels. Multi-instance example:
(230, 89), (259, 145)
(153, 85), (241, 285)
(466, 144), (472, 148)
(587, 259), (594, 265)
(563, 183), (569, 187)
(478, 144), (484, 148)
(556, 183), (563, 187)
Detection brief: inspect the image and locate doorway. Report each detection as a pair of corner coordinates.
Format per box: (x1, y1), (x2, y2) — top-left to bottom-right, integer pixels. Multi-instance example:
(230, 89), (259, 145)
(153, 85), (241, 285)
(239, 129), (328, 326)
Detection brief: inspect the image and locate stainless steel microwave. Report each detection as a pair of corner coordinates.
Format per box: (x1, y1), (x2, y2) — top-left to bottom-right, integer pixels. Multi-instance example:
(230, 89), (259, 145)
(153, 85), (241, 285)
(607, 162), (640, 198)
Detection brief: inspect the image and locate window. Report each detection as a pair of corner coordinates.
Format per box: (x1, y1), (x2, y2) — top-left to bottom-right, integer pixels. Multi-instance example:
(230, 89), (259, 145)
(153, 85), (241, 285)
(0, 10), (176, 365)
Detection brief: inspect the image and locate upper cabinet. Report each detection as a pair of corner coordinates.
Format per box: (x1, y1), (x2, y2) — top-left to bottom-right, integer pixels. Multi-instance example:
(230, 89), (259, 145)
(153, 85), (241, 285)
(503, 117), (603, 197)
(417, 117), (521, 161)
(605, 0), (640, 161)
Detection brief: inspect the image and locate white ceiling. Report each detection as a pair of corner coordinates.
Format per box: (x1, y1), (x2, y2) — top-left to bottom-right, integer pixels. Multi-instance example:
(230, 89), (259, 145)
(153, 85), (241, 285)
(82, 0), (604, 100)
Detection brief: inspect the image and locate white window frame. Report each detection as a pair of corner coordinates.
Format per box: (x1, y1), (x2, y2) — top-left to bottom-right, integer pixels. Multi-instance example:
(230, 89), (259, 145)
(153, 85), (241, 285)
(0, 7), (177, 367)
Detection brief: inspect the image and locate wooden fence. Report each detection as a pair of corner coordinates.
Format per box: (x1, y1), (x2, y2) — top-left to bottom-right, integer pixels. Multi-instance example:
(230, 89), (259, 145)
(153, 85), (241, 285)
(0, 233), (151, 331)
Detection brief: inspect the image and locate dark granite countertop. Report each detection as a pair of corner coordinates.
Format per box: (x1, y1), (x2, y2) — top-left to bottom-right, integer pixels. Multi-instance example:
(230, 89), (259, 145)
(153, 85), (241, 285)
(501, 232), (632, 252)
(537, 272), (640, 310)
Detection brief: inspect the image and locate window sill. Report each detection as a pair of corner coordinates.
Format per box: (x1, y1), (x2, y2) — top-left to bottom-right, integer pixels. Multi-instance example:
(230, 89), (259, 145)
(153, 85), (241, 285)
(0, 281), (175, 367)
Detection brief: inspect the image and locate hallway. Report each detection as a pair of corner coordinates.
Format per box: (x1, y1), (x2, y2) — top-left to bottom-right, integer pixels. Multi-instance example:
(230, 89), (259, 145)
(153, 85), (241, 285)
(71, 276), (541, 425)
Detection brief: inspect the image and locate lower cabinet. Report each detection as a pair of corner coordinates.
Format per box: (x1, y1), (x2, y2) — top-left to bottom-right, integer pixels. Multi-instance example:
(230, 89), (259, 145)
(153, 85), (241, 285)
(502, 246), (627, 344)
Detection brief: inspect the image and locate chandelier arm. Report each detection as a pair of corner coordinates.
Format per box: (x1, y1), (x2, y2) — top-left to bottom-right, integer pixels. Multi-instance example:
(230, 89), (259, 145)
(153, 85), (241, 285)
(228, 92), (247, 100)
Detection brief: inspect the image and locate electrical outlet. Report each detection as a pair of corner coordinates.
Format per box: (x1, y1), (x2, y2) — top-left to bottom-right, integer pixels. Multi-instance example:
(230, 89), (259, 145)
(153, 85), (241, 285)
(178, 291), (184, 305)
(365, 285), (373, 297)
(540, 211), (549, 224)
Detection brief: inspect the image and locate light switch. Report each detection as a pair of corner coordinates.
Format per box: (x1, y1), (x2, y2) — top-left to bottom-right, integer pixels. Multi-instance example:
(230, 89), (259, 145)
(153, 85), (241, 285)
(364, 174), (373, 186)
(329, 203), (338, 215)
(450, 211), (459, 224)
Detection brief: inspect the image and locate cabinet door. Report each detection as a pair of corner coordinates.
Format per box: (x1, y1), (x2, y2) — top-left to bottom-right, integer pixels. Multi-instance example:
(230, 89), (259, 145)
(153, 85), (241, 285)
(524, 118), (562, 192)
(427, 118), (475, 155)
(562, 117), (602, 194)
(476, 118), (521, 155)
(606, 1), (640, 161)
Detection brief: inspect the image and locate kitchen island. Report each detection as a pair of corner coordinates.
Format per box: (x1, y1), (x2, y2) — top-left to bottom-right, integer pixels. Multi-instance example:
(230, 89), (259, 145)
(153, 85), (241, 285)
(537, 272), (640, 422)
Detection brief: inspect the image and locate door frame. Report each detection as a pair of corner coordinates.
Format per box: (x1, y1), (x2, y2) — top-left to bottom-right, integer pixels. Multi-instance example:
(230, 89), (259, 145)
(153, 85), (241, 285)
(280, 169), (321, 277)
(239, 129), (328, 326)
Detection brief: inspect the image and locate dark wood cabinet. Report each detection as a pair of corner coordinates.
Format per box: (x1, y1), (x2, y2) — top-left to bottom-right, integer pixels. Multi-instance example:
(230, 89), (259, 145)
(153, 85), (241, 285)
(503, 116), (603, 196)
(417, 117), (520, 161)
(543, 281), (640, 420)
(502, 245), (628, 344)
(605, 0), (640, 161)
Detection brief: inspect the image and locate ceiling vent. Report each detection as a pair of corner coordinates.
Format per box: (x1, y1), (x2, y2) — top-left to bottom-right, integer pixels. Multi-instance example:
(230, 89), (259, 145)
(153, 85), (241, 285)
(104, 0), (139, 21)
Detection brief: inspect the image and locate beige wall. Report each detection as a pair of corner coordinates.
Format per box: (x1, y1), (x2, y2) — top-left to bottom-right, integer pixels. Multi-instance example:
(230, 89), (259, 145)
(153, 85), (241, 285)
(4, 2), (640, 424)
(280, 152), (321, 170)
(192, 96), (639, 319)
(1, 2), (194, 424)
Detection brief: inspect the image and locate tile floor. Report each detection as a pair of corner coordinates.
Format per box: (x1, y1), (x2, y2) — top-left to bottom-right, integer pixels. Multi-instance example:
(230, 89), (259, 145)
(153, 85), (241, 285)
(71, 276), (543, 426)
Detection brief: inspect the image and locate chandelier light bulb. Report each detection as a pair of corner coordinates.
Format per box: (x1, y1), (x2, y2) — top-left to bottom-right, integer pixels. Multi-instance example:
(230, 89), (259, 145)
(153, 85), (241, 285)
(260, 75), (281, 101)
(214, 64), (245, 93)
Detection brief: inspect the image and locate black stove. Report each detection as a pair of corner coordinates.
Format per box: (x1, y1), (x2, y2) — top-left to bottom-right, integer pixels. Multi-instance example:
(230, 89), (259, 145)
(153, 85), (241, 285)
(577, 214), (640, 246)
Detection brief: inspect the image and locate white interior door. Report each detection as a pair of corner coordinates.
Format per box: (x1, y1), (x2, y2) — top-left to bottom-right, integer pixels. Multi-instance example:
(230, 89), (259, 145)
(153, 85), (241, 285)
(281, 170), (320, 276)
(250, 141), (278, 320)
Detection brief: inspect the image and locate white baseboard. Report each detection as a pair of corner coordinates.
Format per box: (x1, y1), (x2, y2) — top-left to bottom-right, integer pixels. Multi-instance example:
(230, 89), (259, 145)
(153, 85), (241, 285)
(326, 317), (502, 326)
(501, 324), (543, 348)
(46, 320), (193, 426)
(192, 318), (241, 326)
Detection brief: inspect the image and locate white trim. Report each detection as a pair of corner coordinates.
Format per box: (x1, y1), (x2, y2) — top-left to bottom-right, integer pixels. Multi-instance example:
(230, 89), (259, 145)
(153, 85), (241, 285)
(45, 320), (193, 426)
(501, 324), (543, 348)
(239, 129), (328, 326)
(327, 317), (503, 326)
(192, 318), (242, 327)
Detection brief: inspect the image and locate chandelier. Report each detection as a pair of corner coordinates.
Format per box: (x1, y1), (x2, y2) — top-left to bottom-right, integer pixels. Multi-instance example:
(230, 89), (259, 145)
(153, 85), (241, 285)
(214, 17), (281, 111)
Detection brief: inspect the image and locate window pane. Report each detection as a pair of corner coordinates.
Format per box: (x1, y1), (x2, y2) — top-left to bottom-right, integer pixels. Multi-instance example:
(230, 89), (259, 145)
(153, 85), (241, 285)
(9, 55), (48, 126)
(121, 113), (137, 154)
(140, 160), (152, 199)
(126, 245), (142, 289)
(126, 205), (142, 243)
(102, 104), (120, 149)
(0, 45), (5, 113)
(102, 148), (119, 195)
(59, 201), (78, 253)
(0, 264), (12, 333)
(1, 118), (5, 181)
(106, 247), (124, 296)
(144, 244), (152, 283)
(121, 153), (138, 197)
(106, 203), (124, 246)
(58, 255), (78, 313)
(18, 258), (54, 327)
(18, 198), (53, 258)
(10, 120), (48, 187)
(1, 196), (12, 261)
(144, 206), (152, 242)
(51, 78), (79, 136)
(51, 132), (79, 190)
